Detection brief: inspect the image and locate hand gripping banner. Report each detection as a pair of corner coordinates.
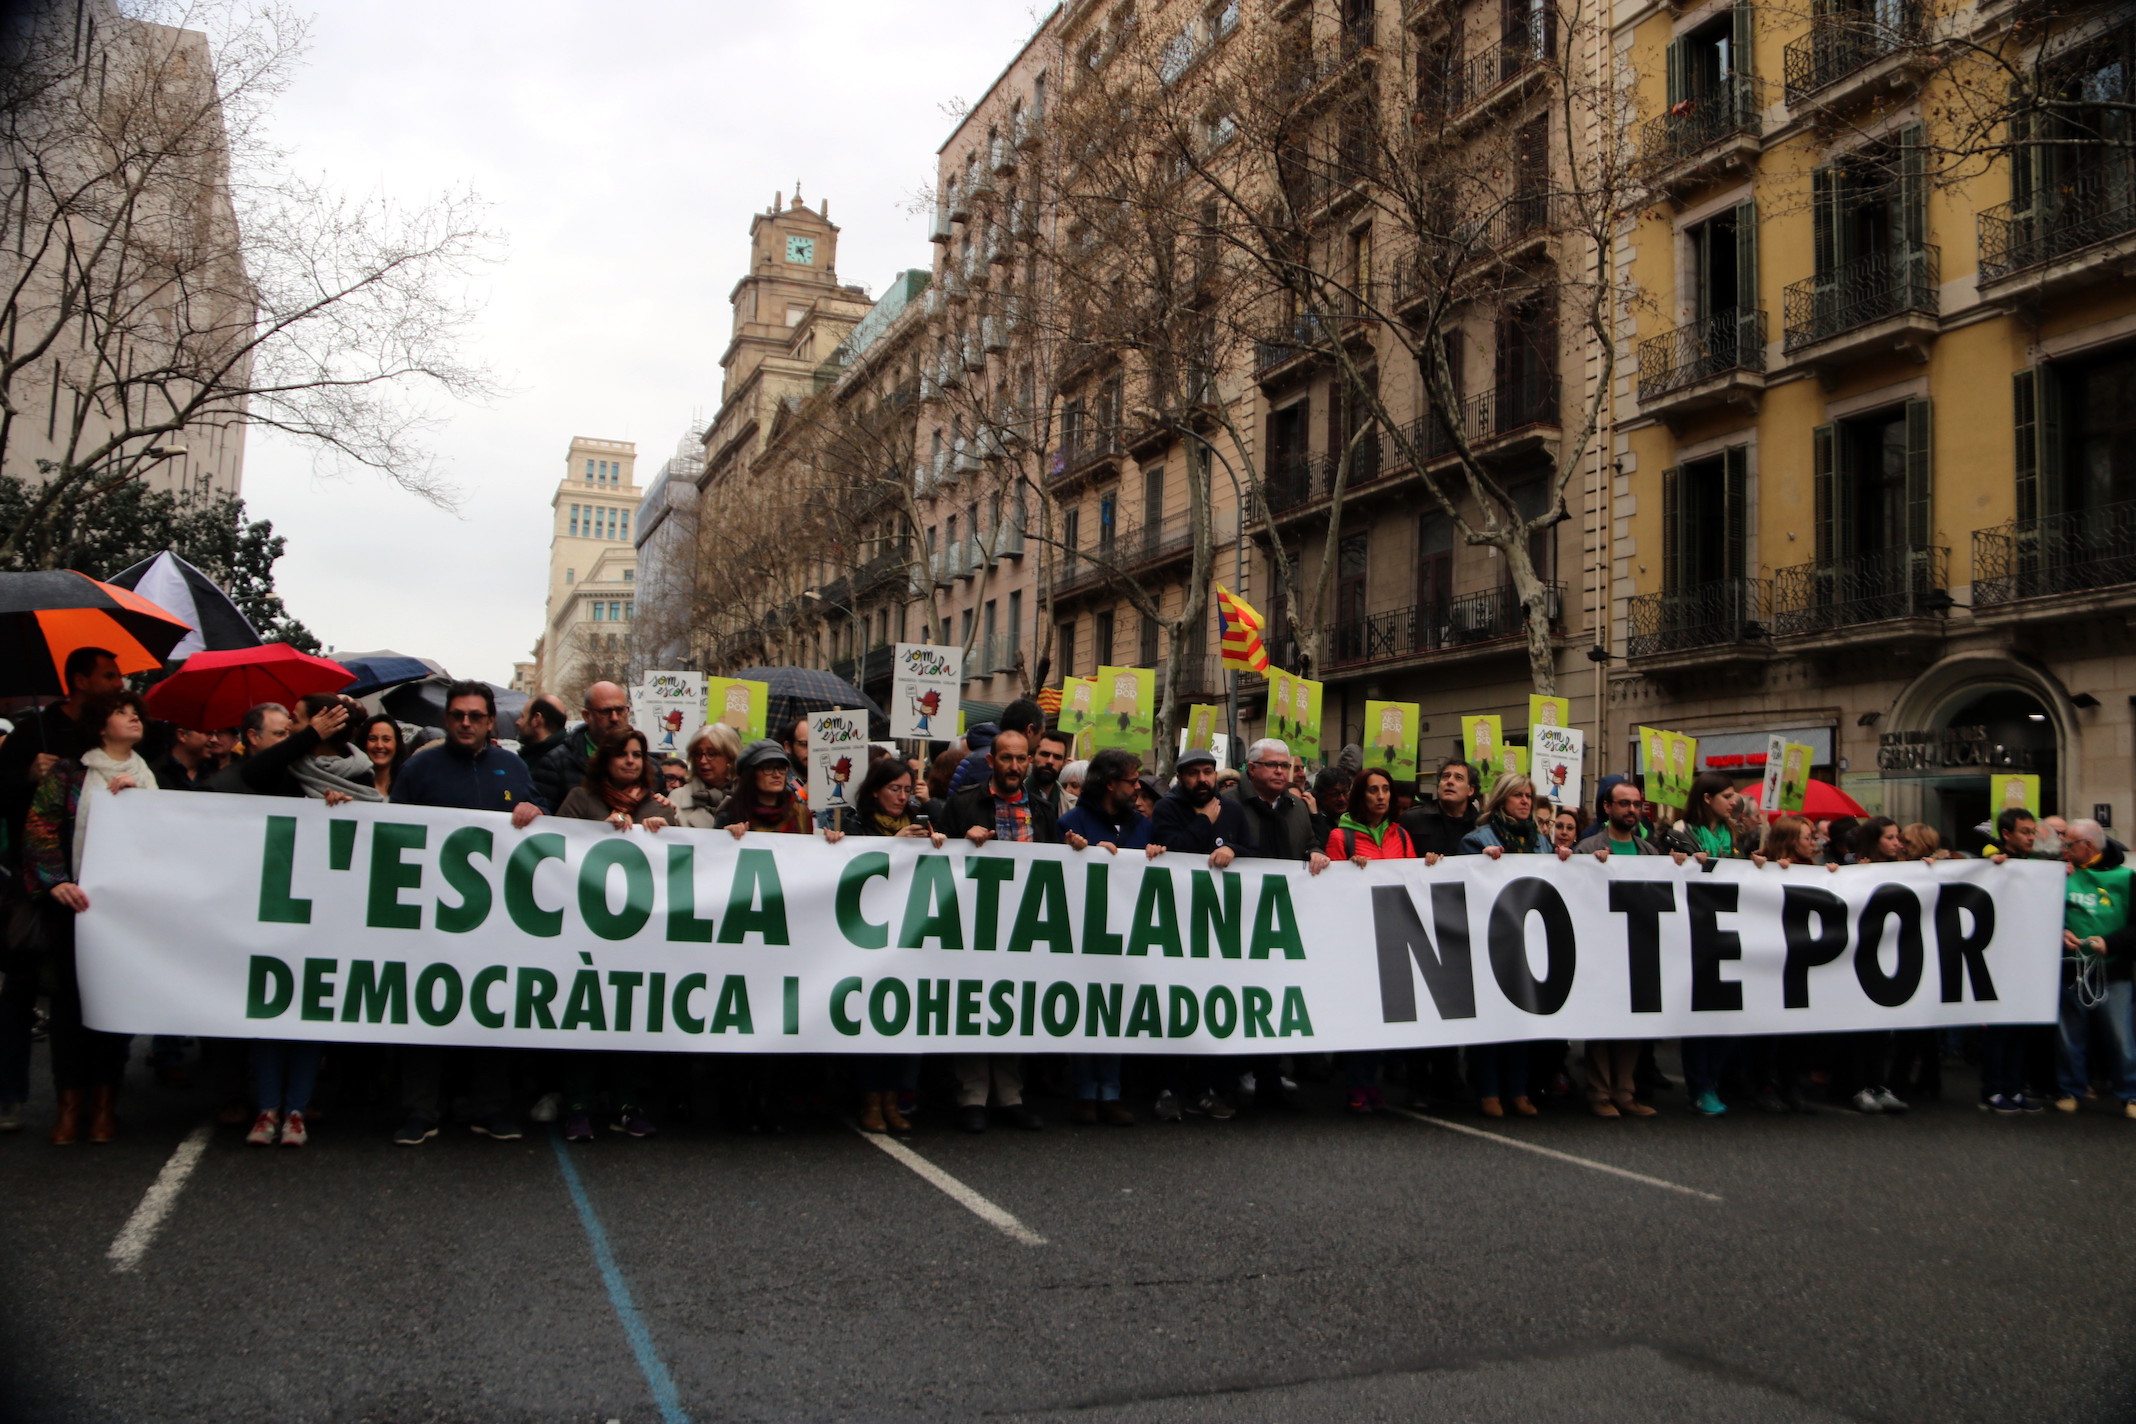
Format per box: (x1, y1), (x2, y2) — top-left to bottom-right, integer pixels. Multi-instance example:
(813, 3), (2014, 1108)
(75, 795), (2065, 1053)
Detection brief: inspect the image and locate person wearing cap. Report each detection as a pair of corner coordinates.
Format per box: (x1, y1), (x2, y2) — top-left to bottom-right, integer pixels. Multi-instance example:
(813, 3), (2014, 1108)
(717, 740), (812, 836)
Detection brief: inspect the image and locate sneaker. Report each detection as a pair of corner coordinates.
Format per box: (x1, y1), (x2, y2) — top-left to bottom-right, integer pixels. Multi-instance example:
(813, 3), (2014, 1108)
(2124, 1100), (2136, 1120)
(1101, 1101), (1135, 1126)
(470, 1116), (522, 1141)
(614, 1108), (656, 1138)
(246, 1110), (280, 1146)
(392, 1117), (438, 1146)
(2012, 1092), (2045, 1113)
(1346, 1088), (1372, 1115)
(1849, 1089), (1883, 1114)
(1152, 1090), (1183, 1123)
(895, 1090), (920, 1120)
(1692, 1091), (1727, 1117)
(1188, 1090), (1236, 1121)
(0, 1100), (23, 1132)
(1872, 1087), (1908, 1113)
(1984, 1094), (2020, 1115)
(563, 1112), (595, 1143)
(528, 1092), (561, 1124)
(2054, 1095), (2080, 1113)
(279, 1110), (308, 1147)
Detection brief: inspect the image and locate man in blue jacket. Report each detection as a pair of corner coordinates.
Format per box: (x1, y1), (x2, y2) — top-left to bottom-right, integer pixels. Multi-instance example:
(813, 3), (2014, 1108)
(387, 682), (544, 1145)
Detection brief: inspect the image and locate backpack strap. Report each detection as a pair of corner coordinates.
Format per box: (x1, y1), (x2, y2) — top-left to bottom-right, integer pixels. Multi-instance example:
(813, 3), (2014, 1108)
(1342, 828), (1358, 860)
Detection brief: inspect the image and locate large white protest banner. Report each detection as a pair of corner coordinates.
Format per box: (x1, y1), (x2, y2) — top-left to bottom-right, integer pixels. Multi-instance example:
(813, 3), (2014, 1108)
(76, 794), (2064, 1053)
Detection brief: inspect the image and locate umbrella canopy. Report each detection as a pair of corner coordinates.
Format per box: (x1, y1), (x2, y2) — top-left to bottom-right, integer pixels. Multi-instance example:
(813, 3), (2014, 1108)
(1746, 778), (1868, 820)
(335, 649), (449, 699)
(731, 665), (889, 741)
(382, 678), (527, 741)
(105, 551), (260, 658)
(0, 570), (194, 694)
(145, 644), (354, 732)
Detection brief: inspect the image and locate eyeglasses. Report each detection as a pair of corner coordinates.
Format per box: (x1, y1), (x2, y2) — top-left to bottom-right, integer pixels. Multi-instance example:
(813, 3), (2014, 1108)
(1250, 760), (1288, 770)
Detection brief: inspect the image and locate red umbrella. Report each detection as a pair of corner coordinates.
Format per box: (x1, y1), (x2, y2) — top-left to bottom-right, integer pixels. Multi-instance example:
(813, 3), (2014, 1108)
(1747, 777), (1867, 820)
(145, 644), (354, 732)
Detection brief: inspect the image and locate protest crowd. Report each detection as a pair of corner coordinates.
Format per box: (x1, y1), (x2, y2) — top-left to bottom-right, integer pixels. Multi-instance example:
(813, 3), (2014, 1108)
(1, 648), (2127, 1150)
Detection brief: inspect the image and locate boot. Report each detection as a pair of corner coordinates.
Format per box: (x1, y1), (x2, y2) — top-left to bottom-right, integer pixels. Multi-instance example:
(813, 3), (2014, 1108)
(857, 1092), (887, 1134)
(880, 1095), (912, 1135)
(89, 1085), (118, 1143)
(50, 1089), (82, 1146)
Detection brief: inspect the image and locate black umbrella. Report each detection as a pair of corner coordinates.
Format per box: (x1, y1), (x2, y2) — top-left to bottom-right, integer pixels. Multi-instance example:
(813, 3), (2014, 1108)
(0, 570), (195, 694)
(382, 677), (529, 742)
(732, 665), (889, 741)
(106, 551), (260, 658)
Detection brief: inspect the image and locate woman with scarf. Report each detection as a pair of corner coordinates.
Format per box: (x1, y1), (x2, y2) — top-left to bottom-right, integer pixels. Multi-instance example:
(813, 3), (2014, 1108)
(1328, 768), (1415, 1112)
(843, 757), (947, 1133)
(23, 689), (158, 1144)
(285, 694), (383, 804)
(1653, 772), (1751, 1116)
(554, 730), (675, 1141)
(1455, 773), (1568, 1117)
(670, 722), (739, 829)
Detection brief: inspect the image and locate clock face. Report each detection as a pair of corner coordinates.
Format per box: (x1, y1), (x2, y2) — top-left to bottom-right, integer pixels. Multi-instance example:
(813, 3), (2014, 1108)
(786, 235), (815, 265)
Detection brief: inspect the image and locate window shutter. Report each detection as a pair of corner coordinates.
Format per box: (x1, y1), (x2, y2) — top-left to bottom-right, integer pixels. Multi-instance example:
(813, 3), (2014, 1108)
(2039, 364), (2064, 519)
(2007, 98), (2037, 227)
(1810, 165), (1836, 328)
(2012, 368), (2038, 525)
(1665, 37), (1687, 107)
(1898, 122), (1927, 252)
(1661, 464), (1682, 592)
(1731, 4), (1754, 78)
(1723, 445), (1749, 583)
(1904, 396), (1933, 549)
(1733, 198), (1759, 358)
(1812, 423), (1836, 566)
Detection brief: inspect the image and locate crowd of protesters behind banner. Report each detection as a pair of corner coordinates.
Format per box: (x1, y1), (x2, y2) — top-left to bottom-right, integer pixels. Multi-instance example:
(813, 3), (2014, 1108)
(1, 649), (2128, 1150)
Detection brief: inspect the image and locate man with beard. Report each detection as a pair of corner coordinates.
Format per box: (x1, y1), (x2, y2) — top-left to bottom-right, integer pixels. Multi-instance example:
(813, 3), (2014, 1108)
(939, 729), (1087, 1132)
(1145, 748), (1255, 1121)
(1030, 726), (1073, 816)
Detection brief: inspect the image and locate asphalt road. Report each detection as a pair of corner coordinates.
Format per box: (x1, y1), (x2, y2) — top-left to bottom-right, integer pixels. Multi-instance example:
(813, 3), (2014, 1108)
(4, 1052), (2135, 1424)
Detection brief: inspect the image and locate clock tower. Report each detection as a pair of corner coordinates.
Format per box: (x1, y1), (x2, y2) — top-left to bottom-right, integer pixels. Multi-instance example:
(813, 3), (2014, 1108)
(719, 188), (842, 399)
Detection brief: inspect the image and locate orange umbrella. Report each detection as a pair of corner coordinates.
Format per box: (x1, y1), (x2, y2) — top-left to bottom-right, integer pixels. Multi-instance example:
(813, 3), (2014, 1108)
(0, 570), (193, 694)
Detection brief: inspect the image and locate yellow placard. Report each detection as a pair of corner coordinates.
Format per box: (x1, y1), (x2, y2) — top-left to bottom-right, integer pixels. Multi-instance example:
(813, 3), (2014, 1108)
(1463, 715), (1503, 770)
(1993, 773), (2042, 817)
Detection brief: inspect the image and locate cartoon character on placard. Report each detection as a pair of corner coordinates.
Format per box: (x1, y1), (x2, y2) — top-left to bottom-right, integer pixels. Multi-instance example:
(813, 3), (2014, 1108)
(1781, 743), (1812, 813)
(2001, 776), (2030, 810)
(1469, 716), (1497, 769)
(1544, 751), (1570, 798)
(828, 755), (853, 809)
(911, 687), (942, 736)
(1272, 673), (1294, 743)
(1669, 734), (1695, 801)
(659, 707), (685, 750)
(1107, 671), (1138, 734)
(1375, 704), (1406, 767)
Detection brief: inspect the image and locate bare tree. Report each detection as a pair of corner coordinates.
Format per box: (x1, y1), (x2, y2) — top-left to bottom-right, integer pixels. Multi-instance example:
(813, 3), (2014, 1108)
(0, 0), (498, 566)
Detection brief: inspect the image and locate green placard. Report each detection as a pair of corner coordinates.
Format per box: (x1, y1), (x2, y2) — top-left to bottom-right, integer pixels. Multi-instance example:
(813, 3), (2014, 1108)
(1092, 666), (1156, 752)
(704, 677), (769, 742)
(1365, 700), (1420, 781)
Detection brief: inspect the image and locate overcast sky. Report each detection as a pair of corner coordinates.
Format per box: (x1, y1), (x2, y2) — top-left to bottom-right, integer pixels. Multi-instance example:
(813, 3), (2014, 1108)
(243, 1), (1045, 684)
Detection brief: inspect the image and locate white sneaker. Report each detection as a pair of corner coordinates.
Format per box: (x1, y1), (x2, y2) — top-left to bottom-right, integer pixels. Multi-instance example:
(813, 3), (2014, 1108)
(1849, 1088), (1882, 1114)
(1873, 1087), (1908, 1113)
(1153, 1090), (1183, 1122)
(528, 1092), (561, 1124)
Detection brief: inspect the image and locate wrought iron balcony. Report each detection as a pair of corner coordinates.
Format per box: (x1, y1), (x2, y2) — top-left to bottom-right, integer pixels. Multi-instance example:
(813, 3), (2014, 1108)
(1782, 246), (1939, 355)
(1255, 312), (1336, 376)
(1448, 10), (1557, 119)
(1328, 583), (1561, 669)
(971, 634), (1022, 675)
(1973, 498), (2136, 608)
(1783, 4), (1918, 108)
(1773, 544), (1948, 636)
(1642, 77), (1761, 178)
(831, 644), (895, 688)
(1638, 309), (1767, 404)
(1978, 164), (2136, 286)
(1627, 577), (1773, 659)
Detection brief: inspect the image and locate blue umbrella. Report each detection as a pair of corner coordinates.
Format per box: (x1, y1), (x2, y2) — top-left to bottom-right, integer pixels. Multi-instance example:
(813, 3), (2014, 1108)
(336, 649), (447, 698)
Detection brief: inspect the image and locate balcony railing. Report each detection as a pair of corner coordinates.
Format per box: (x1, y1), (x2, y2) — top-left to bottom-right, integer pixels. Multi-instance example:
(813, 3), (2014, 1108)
(1449, 10), (1557, 117)
(1255, 312), (1336, 374)
(1638, 309), (1767, 402)
(1783, 4), (1917, 106)
(831, 643), (895, 688)
(1053, 428), (1124, 481)
(970, 634), (1023, 675)
(1627, 577), (1774, 658)
(1973, 498), (2136, 607)
(1773, 545), (1948, 636)
(1978, 164), (2136, 284)
(1782, 246), (1938, 354)
(1641, 75), (1761, 175)
(1328, 582), (1561, 668)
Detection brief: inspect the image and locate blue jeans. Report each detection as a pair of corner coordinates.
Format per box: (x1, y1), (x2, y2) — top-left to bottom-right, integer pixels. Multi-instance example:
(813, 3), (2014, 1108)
(1468, 1043), (1529, 1102)
(1070, 1053), (1121, 1102)
(2055, 978), (2136, 1101)
(252, 1040), (322, 1114)
(1681, 1037), (1735, 1100)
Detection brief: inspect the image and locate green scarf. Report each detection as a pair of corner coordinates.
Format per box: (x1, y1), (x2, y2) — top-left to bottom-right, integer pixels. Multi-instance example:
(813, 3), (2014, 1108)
(1489, 814), (1542, 854)
(1691, 823), (1735, 859)
(1336, 812), (1391, 847)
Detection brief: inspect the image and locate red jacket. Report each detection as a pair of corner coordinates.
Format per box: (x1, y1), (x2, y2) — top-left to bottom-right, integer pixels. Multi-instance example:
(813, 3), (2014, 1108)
(1326, 820), (1418, 862)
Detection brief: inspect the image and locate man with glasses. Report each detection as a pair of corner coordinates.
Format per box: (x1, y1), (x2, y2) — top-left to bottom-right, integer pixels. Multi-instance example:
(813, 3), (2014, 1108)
(1230, 738), (1330, 874)
(530, 680), (631, 813)
(388, 682), (543, 1145)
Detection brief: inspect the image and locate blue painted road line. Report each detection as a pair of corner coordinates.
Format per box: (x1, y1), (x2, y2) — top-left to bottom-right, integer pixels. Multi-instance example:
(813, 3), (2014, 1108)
(550, 1130), (692, 1424)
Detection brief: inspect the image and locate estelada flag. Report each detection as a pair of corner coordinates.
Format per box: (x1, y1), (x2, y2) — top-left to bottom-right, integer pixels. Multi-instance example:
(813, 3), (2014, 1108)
(1216, 584), (1270, 673)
